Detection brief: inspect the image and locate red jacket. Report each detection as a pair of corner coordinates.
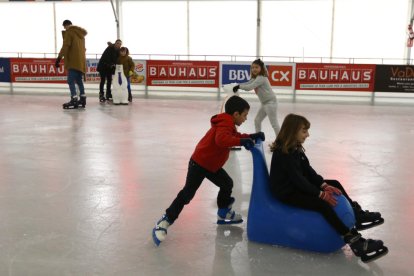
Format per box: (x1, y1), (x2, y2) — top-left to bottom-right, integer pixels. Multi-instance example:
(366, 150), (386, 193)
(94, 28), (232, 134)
(191, 113), (250, 172)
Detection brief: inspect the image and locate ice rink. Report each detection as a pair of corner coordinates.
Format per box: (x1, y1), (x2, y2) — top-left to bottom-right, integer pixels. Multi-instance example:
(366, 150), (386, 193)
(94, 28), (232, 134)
(0, 94), (413, 275)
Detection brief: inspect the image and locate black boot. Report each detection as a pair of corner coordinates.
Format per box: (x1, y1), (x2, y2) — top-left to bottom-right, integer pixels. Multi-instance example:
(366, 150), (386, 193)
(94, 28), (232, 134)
(62, 97), (79, 109)
(128, 92), (132, 102)
(344, 229), (388, 263)
(79, 96), (87, 108)
(352, 202), (384, 230)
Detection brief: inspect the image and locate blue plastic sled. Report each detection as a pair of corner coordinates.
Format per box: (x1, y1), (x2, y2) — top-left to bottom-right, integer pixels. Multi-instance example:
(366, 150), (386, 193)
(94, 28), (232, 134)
(247, 141), (355, 253)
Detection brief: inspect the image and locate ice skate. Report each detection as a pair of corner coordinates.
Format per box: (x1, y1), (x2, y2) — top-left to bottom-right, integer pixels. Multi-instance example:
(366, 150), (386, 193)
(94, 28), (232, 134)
(152, 214), (172, 246)
(99, 93), (106, 103)
(344, 229), (388, 263)
(62, 97), (79, 109)
(217, 197), (243, 225)
(352, 202), (384, 230)
(78, 96), (87, 108)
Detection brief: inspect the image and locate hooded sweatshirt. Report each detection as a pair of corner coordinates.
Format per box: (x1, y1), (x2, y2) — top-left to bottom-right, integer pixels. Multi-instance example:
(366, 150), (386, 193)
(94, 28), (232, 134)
(58, 25), (87, 73)
(239, 75), (277, 104)
(191, 113), (250, 173)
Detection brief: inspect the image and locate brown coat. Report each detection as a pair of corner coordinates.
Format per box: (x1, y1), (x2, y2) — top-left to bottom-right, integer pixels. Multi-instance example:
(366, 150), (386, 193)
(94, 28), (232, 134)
(58, 25), (87, 73)
(117, 55), (135, 77)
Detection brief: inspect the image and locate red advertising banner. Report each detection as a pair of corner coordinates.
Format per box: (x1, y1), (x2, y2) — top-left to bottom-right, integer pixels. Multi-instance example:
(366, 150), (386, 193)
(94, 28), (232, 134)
(267, 64), (295, 87)
(10, 58), (67, 83)
(85, 59), (100, 83)
(295, 63), (376, 91)
(147, 60), (219, 87)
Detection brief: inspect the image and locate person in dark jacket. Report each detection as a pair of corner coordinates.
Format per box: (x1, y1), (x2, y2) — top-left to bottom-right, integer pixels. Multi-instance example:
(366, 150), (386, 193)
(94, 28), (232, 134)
(269, 113), (388, 263)
(55, 19), (87, 109)
(97, 39), (122, 102)
(152, 96), (265, 246)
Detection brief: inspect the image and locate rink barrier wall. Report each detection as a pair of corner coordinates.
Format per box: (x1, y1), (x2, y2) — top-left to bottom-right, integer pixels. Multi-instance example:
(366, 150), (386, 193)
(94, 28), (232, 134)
(1, 57), (414, 104)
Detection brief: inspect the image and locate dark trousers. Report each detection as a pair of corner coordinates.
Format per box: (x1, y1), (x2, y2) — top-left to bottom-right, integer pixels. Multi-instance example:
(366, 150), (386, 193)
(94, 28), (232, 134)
(99, 71), (112, 98)
(277, 180), (353, 235)
(166, 159), (234, 224)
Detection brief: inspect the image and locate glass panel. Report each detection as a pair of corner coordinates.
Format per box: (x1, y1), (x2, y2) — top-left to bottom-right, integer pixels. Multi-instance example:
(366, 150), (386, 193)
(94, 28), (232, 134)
(123, 1), (187, 56)
(189, 1), (257, 57)
(0, 3), (55, 54)
(262, 0), (333, 58)
(333, 0), (407, 60)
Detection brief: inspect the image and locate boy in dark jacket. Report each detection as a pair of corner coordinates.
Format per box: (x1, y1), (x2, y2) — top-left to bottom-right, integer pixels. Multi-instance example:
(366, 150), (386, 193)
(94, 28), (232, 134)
(152, 96), (265, 246)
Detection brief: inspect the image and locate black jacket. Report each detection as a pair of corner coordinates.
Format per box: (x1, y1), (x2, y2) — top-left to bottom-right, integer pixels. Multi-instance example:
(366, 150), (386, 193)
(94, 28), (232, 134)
(269, 148), (324, 198)
(97, 45), (119, 73)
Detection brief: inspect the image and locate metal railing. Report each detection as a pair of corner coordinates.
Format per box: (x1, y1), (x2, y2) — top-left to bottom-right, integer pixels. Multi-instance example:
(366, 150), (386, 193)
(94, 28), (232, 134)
(1, 52), (413, 65)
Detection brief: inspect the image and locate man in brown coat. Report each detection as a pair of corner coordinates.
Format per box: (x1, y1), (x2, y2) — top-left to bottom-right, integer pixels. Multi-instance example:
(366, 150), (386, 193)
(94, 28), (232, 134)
(55, 20), (88, 109)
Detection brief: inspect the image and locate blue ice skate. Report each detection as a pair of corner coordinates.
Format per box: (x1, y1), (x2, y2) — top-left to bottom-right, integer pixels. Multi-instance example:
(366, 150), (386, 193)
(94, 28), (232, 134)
(152, 214), (171, 246)
(217, 197), (243, 225)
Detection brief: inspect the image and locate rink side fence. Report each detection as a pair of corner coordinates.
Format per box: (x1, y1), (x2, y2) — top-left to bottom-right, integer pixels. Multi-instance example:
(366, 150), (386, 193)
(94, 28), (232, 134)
(1, 57), (414, 105)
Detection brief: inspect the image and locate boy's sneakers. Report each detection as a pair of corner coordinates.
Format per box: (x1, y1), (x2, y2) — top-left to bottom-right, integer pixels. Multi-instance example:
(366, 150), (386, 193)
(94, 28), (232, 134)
(217, 197), (243, 225)
(152, 214), (172, 246)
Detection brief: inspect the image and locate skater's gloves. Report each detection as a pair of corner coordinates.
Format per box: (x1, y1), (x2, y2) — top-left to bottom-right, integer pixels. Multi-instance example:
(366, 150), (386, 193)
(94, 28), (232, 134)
(233, 85), (240, 93)
(55, 57), (61, 68)
(319, 191), (337, 207)
(321, 183), (342, 195)
(240, 138), (255, 150)
(249, 132), (265, 142)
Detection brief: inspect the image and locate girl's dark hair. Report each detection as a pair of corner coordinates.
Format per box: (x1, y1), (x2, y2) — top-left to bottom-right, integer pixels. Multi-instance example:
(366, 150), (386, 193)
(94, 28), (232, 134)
(120, 47), (129, 55)
(270, 113), (310, 153)
(225, 96), (250, 115)
(251, 58), (268, 77)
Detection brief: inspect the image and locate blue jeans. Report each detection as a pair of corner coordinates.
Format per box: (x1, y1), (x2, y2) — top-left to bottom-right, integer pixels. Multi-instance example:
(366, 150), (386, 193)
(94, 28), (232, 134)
(126, 76), (131, 94)
(67, 69), (85, 98)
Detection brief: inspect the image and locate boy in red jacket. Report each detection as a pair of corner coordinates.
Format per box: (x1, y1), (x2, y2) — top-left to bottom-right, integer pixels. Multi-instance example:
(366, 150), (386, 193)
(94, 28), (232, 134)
(152, 96), (265, 246)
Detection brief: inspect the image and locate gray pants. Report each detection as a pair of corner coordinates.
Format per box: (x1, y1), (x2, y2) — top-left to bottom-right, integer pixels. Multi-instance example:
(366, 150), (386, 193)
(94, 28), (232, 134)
(254, 101), (280, 137)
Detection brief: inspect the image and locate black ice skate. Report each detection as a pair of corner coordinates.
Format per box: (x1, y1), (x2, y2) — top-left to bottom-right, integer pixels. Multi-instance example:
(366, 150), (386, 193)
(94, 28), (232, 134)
(62, 97), (79, 109)
(344, 229), (388, 263)
(352, 202), (384, 230)
(99, 93), (106, 103)
(78, 96), (87, 108)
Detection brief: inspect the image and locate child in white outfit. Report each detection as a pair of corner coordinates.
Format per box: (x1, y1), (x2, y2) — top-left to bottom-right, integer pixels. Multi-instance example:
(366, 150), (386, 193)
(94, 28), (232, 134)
(233, 59), (280, 137)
